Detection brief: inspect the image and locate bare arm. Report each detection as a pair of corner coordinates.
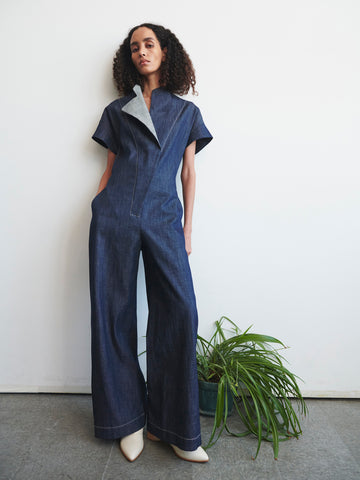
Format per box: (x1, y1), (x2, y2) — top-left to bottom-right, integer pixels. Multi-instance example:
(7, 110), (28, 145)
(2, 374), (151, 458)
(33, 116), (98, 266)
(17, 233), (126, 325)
(181, 140), (196, 256)
(96, 149), (116, 194)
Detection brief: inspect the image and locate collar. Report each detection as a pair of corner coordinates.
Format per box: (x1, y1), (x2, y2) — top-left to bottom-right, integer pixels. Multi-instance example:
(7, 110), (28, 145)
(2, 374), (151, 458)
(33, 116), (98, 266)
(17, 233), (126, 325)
(121, 84), (161, 148)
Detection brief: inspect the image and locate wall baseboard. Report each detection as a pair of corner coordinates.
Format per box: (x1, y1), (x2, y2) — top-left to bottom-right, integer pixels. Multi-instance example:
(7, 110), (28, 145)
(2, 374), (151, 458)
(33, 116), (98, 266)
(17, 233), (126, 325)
(301, 390), (360, 398)
(0, 386), (91, 394)
(0, 386), (359, 398)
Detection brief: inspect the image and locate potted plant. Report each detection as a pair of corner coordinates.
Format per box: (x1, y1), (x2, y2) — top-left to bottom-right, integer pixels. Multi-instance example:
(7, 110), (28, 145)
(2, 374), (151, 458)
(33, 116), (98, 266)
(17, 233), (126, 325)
(197, 316), (308, 459)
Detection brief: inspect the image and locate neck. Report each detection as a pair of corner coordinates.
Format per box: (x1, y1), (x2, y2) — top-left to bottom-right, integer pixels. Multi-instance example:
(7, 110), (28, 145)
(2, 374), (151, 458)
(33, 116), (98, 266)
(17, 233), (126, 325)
(141, 74), (161, 98)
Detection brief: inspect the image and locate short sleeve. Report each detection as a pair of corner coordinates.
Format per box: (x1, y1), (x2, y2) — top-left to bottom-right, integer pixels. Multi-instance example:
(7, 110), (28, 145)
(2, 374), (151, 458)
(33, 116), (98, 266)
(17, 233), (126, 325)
(187, 106), (213, 154)
(92, 106), (119, 155)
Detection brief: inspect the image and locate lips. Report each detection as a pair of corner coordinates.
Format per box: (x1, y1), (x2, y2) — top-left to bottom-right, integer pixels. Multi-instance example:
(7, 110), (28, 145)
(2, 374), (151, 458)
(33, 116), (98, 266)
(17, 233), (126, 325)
(139, 60), (149, 66)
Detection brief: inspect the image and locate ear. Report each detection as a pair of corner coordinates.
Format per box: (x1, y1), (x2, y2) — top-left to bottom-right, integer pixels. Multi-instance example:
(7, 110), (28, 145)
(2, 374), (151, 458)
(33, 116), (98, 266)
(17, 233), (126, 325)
(162, 46), (167, 62)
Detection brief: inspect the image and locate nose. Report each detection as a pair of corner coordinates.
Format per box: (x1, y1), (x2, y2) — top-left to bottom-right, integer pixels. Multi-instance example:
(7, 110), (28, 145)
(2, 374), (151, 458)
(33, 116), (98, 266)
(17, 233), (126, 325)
(138, 46), (146, 57)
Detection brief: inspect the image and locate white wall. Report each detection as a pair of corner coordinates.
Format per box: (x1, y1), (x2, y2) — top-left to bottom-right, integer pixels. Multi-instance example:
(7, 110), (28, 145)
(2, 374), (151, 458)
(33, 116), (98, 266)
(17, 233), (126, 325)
(1, 0), (359, 396)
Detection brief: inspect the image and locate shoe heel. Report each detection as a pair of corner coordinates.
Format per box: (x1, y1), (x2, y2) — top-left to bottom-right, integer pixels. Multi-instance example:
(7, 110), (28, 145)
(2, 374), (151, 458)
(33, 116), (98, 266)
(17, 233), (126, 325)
(147, 432), (160, 442)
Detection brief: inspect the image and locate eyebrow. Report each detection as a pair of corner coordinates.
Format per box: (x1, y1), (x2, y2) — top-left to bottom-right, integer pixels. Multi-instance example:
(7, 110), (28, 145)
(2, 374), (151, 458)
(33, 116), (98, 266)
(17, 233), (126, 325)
(130, 37), (156, 47)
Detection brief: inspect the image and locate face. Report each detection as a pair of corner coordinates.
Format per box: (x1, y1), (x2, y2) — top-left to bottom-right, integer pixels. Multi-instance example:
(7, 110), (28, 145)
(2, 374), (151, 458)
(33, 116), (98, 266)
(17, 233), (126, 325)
(130, 27), (167, 78)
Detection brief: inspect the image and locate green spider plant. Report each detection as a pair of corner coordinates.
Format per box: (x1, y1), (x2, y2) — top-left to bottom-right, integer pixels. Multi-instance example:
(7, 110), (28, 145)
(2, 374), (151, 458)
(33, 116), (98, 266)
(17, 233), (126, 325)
(197, 316), (308, 459)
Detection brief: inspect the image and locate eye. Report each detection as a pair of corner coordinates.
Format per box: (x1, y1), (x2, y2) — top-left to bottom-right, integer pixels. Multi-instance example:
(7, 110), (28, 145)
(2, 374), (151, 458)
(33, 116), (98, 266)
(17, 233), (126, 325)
(146, 43), (154, 48)
(131, 46), (139, 53)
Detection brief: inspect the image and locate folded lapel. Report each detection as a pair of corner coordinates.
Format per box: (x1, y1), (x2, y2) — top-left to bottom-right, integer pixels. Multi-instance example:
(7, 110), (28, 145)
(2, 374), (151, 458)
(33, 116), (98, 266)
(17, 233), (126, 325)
(121, 84), (160, 148)
(150, 89), (184, 148)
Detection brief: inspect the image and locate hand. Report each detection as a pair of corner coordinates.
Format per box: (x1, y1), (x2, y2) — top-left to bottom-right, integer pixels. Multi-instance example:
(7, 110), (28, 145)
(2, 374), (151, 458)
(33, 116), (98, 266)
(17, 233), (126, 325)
(183, 228), (192, 256)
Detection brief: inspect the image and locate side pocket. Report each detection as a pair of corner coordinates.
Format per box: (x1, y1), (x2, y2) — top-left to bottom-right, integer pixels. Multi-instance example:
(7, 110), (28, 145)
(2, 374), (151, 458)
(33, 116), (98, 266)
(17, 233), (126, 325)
(177, 197), (184, 219)
(91, 188), (106, 210)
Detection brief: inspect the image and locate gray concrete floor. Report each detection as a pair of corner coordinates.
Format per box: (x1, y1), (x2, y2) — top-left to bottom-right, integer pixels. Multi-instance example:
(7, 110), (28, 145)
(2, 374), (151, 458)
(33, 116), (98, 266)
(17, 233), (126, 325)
(1, 394), (359, 480)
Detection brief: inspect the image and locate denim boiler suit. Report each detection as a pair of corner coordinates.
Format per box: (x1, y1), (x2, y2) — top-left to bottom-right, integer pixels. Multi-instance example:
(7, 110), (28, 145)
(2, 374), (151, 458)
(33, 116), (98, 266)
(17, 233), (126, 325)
(89, 84), (212, 451)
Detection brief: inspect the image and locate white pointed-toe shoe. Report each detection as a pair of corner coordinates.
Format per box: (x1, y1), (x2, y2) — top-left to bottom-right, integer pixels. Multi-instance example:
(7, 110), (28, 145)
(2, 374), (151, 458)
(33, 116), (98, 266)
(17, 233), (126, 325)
(147, 432), (209, 463)
(119, 428), (144, 462)
(170, 444), (209, 463)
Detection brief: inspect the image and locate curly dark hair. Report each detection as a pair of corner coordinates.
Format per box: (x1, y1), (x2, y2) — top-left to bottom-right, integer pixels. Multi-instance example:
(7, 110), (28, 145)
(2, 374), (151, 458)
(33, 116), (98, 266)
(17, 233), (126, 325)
(113, 23), (197, 97)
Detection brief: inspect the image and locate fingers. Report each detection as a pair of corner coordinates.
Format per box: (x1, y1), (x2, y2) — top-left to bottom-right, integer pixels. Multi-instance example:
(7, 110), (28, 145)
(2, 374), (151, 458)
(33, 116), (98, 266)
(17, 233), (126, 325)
(183, 228), (192, 256)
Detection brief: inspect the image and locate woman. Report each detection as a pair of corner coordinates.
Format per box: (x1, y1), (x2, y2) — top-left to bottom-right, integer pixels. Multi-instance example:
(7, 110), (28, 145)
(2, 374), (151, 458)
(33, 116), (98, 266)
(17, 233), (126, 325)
(89, 23), (213, 463)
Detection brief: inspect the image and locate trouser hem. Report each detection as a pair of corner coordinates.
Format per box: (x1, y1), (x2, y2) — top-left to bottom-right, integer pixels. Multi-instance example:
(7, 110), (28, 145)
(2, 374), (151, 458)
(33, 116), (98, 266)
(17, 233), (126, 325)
(147, 421), (202, 451)
(94, 413), (146, 440)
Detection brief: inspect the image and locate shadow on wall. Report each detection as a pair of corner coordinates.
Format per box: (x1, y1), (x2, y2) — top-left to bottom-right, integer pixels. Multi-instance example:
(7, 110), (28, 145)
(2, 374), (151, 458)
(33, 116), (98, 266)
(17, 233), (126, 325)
(60, 193), (149, 392)
(60, 198), (93, 392)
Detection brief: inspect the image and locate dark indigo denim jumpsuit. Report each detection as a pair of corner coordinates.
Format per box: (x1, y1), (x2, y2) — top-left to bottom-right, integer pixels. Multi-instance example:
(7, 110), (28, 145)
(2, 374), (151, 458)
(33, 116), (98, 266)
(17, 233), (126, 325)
(89, 84), (212, 451)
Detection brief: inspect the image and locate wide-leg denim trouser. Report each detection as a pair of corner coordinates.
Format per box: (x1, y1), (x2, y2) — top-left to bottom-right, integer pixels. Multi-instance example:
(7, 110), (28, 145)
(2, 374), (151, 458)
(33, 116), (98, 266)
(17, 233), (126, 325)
(89, 189), (201, 451)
